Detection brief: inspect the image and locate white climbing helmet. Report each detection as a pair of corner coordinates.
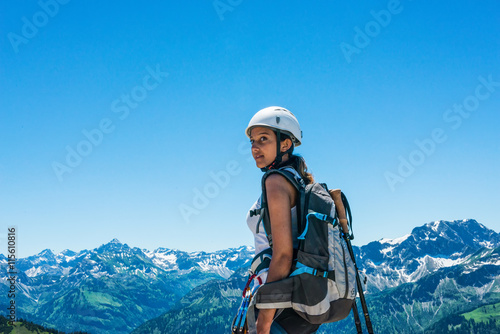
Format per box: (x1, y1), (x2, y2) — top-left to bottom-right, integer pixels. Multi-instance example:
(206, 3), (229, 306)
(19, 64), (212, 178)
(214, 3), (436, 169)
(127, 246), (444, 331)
(245, 106), (302, 146)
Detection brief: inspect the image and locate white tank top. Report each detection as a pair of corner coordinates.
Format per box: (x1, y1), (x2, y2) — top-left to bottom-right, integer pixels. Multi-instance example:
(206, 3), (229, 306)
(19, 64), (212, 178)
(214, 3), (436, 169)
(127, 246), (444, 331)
(246, 167), (302, 283)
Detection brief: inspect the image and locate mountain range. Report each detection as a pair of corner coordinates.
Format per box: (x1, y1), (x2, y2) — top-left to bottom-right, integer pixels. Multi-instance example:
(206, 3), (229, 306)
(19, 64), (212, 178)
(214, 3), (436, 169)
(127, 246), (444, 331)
(132, 219), (500, 334)
(0, 240), (252, 334)
(1, 219), (499, 333)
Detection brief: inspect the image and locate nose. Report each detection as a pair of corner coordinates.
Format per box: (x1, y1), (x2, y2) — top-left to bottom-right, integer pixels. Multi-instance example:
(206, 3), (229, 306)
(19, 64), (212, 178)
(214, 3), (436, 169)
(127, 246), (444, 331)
(251, 144), (261, 157)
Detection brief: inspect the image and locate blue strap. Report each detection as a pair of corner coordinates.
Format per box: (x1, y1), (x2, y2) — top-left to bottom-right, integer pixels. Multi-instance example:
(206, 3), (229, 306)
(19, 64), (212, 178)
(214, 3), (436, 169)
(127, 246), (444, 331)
(238, 295), (250, 329)
(240, 285), (259, 329)
(290, 265), (315, 277)
(298, 212), (336, 240)
(290, 263), (335, 279)
(233, 293), (247, 331)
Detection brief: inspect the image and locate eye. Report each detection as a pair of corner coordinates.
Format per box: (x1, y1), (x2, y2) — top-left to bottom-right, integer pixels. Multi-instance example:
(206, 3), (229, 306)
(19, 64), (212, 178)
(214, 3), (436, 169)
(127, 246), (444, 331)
(260, 136), (267, 142)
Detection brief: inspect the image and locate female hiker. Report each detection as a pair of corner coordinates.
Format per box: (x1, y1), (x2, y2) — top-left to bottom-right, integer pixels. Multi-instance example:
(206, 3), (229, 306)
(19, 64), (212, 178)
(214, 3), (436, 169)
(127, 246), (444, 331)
(245, 106), (319, 334)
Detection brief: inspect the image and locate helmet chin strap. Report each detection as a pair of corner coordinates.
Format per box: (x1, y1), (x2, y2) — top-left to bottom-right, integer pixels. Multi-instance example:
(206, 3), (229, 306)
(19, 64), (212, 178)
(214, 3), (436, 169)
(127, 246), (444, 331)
(260, 129), (294, 172)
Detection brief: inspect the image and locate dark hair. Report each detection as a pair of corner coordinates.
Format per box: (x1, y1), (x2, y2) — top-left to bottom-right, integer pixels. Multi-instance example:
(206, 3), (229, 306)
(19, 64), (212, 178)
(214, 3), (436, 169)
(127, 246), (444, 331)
(277, 134), (314, 185)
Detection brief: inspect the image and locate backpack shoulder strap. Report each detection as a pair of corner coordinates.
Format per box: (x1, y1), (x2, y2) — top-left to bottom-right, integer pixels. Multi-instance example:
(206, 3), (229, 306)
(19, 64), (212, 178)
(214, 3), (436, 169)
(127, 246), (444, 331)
(260, 168), (305, 247)
(261, 168), (303, 193)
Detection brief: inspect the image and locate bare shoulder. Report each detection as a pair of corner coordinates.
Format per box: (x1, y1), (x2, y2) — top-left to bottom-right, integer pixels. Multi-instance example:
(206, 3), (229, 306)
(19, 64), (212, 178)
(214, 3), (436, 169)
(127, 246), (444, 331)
(265, 173), (297, 203)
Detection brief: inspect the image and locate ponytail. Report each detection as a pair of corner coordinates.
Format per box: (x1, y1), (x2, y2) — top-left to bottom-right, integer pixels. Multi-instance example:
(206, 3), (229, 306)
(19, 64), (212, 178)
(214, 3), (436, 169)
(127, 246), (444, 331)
(277, 133), (314, 184)
(294, 155), (314, 185)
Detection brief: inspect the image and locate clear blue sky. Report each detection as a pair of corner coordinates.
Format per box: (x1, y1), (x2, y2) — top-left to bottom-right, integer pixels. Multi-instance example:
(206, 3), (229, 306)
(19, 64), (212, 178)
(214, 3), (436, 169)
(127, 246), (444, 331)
(1, 1), (499, 257)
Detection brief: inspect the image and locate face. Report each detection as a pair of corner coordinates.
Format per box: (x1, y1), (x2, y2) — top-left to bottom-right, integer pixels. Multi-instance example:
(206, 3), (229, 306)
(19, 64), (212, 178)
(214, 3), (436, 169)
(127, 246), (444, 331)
(249, 127), (290, 169)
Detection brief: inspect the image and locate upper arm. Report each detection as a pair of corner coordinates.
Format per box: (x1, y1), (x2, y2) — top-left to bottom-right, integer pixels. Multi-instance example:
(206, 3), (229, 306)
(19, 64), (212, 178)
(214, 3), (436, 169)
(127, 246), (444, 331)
(265, 174), (297, 258)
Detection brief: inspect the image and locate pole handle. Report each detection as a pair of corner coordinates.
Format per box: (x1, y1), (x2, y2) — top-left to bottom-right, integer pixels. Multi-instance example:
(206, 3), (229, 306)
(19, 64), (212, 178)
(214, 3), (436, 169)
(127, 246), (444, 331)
(329, 189), (349, 234)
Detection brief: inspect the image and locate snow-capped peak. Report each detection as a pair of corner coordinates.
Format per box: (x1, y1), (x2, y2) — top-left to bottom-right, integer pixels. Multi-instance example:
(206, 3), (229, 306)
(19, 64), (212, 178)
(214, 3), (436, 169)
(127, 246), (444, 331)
(379, 234), (410, 245)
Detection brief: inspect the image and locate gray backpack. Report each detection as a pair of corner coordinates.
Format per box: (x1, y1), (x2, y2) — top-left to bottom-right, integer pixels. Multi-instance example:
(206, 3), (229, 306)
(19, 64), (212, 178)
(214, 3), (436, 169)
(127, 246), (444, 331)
(250, 167), (357, 324)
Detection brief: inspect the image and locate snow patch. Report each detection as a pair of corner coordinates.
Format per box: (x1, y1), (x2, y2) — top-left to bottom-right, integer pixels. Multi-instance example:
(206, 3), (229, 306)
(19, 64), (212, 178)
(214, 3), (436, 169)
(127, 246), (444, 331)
(26, 266), (44, 277)
(479, 240), (494, 248)
(416, 255), (464, 269)
(197, 260), (233, 279)
(154, 252), (178, 264)
(381, 246), (395, 255)
(380, 234), (410, 245)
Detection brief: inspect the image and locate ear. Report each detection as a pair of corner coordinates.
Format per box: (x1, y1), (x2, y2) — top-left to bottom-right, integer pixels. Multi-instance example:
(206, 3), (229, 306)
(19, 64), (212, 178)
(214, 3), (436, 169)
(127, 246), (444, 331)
(281, 138), (292, 152)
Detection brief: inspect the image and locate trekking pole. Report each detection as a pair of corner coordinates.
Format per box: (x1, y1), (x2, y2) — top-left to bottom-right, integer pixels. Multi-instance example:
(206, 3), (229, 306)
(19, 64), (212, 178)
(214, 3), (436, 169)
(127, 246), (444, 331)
(351, 298), (363, 334)
(330, 189), (374, 334)
(344, 235), (374, 334)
